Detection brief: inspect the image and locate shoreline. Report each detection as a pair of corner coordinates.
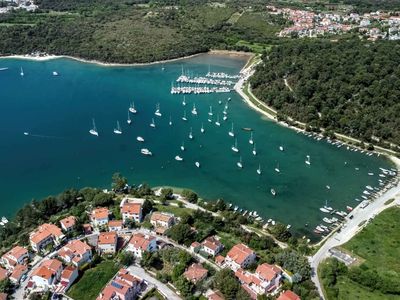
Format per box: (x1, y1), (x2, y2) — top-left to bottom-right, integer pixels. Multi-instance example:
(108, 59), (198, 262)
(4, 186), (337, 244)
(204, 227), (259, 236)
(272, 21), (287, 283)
(0, 50), (252, 67)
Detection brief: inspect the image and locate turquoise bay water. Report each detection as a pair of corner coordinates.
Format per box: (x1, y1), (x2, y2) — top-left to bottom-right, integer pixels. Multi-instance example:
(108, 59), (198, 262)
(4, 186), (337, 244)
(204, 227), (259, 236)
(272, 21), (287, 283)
(0, 54), (394, 237)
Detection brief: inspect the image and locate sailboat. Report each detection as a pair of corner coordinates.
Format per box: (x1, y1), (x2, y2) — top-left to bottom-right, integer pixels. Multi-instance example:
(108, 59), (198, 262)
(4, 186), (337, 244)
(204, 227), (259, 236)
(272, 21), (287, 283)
(223, 114), (228, 121)
(252, 144), (257, 156)
(113, 121), (122, 134)
(257, 164), (262, 175)
(305, 155), (311, 165)
(127, 111), (132, 125)
(52, 71), (59, 76)
(191, 103), (197, 115)
(182, 110), (187, 121)
(274, 163), (280, 173)
(279, 146), (284, 151)
(175, 155), (183, 161)
(271, 188), (276, 196)
(228, 123), (235, 137)
(215, 115), (221, 126)
(182, 96), (186, 106)
(208, 116), (212, 123)
(169, 115), (172, 126)
(155, 103), (162, 117)
(231, 139), (239, 153)
(20, 67), (24, 77)
(89, 118), (99, 136)
(208, 106), (213, 116)
(189, 127), (193, 140)
(150, 118), (156, 128)
(237, 156), (243, 169)
(181, 141), (185, 151)
(129, 102), (137, 114)
(249, 132), (254, 145)
(201, 123), (205, 133)
(137, 136), (145, 142)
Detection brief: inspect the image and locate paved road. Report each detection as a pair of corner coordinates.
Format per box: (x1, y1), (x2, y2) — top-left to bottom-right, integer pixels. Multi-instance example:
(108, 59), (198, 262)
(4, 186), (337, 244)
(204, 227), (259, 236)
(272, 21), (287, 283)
(310, 176), (400, 299)
(128, 265), (181, 300)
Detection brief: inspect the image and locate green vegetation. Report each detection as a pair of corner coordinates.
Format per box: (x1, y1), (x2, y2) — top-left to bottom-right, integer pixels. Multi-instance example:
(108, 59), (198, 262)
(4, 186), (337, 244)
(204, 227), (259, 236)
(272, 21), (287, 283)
(68, 260), (120, 300)
(251, 39), (400, 151)
(333, 0), (400, 13)
(320, 207), (400, 299)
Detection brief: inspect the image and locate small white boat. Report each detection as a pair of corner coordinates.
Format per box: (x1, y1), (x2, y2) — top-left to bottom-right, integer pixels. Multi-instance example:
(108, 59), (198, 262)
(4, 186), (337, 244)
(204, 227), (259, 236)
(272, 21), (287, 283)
(141, 148), (152, 156)
(169, 116), (172, 126)
(175, 155), (183, 161)
(323, 200), (333, 211)
(150, 118), (156, 128)
(252, 144), (257, 156)
(180, 141), (185, 151)
(208, 117), (212, 123)
(137, 136), (144, 142)
(215, 115), (221, 126)
(257, 164), (262, 175)
(200, 123), (205, 133)
(1, 217), (8, 224)
(271, 188), (276, 196)
(127, 111), (132, 125)
(155, 103), (162, 117)
(23, 132), (29, 136)
(274, 163), (280, 173)
(223, 115), (228, 121)
(129, 102), (137, 114)
(191, 103), (197, 115)
(320, 207), (330, 213)
(52, 71), (59, 76)
(228, 123), (235, 137)
(326, 185), (331, 190)
(249, 132), (254, 145)
(323, 217), (333, 224)
(20, 67), (24, 77)
(189, 127), (193, 140)
(182, 111), (187, 121)
(218, 100), (222, 105)
(237, 156), (243, 169)
(305, 155), (311, 165)
(182, 96), (186, 106)
(195, 161), (200, 168)
(368, 172), (374, 176)
(286, 224), (291, 229)
(89, 118), (99, 136)
(279, 146), (284, 151)
(231, 139), (239, 153)
(113, 121), (122, 134)
(208, 106), (213, 116)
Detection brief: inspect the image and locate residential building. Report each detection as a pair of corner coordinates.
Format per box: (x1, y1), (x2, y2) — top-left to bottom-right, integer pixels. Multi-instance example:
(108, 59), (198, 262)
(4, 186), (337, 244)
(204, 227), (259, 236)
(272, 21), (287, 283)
(184, 263), (208, 284)
(55, 266), (79, 293)
(277, 290), (301, 300)
(127, 233), (156, 258)
(207, 290), (225, 300)
(121, 202), (142, 223)
(225, 243), (256, 270)
(30, 224), (65, 252)
(215, 255), (225, 266)
(0, 293), (7, 300)
(0, 267), (7, 281)
(97, 232), (118, 254)
(91, 208), (110, 227)
(1, 246), (29, 270)
(83, 224), (93, 235)
(60, 216), (76, 232)
(9, 264), (28, 285)
(150, 212), (175, 232)
(97, 268), (143, 300)
(190, 241), (201, 252)
(58, 240), (92, 267)
(235, 263), (282, 298)
(30, 259), (63, 291)
(201, 236), (223, 257)
(108, 220), (123, 232)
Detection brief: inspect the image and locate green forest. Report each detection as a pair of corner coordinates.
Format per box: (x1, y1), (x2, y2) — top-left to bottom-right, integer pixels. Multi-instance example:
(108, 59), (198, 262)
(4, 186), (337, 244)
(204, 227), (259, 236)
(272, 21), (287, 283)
(250, 39), (400, 150)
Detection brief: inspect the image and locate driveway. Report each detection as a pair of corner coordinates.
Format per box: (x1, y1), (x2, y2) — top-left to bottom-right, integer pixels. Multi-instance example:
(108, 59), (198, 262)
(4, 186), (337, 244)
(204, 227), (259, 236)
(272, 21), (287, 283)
(128, 265), (181, 300)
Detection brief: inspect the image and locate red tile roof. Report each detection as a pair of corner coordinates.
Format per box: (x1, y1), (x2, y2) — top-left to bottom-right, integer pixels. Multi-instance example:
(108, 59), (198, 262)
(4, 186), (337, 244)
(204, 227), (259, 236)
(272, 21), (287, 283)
(256, 263), (282, 282)
(108, 220), (123, 228)
(0, 293), (7, 300)
(226, 243), (254, 265)
(10, 264), (27, 281)
(1, 246), (28, 264)
(150, 212), (173, 223)
(121, 203), (141, 214)
(30, 223), (63, 244)
(61, 266), (77, 281)
(92, 208), (109, 220)
(60, 216), (76, 229)
(98, 232), (117, 245)
(215, 255), (225, 265)
(208, 290), (224, 300)
(277, 290), (301, 300)
(202, 236), (222, 252)
(0, 267), (7, 281)
(32, 259), (62, 280)
(129, 233), (155, 251)
(184, 263), (208, 283)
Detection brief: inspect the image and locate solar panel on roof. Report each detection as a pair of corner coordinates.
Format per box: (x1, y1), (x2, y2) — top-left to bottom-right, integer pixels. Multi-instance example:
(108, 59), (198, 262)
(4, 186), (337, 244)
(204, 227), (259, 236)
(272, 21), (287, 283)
(111, 281), (123, 289)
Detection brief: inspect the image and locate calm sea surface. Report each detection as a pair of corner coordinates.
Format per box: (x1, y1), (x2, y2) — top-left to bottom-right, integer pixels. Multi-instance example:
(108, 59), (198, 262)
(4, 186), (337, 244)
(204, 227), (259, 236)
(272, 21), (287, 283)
(0, 54), (394, 236)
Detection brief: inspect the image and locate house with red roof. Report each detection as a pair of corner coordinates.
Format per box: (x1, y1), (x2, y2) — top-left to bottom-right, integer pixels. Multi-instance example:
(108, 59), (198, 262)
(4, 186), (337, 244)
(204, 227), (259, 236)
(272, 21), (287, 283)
(201, 236), (224, 257)
(108, 220), (123, 232)
(97, 232), (118, 254)
(0, 293), (7, 300)
(91, 208), (110, 227)
(150, 212), (175, 234)
(54, 266), (78, 293)
(9, 264), (28, 285)
(1, 246), (29, 270)
(184, 263), (208, 284)
(126, 233), (156, 258)
(277, 290), (301, 300)
(0, 267), (7, 281)
(97, 268), (143, 300)
(206, 290), (225, 300)
(30, 259), (63, 291)
(235, 263), (283, 299)
(58, 240), (92, 267)
(225, 243), (256, 271)
(30, 223), (65, 252)
(121, 200), (143, 223)
(60, 216), (76, 232)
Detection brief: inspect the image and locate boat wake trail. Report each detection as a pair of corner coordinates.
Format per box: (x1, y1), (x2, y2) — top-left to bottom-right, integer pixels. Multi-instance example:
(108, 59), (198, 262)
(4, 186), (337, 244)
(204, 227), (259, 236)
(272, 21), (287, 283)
(24, 133), (65, 139)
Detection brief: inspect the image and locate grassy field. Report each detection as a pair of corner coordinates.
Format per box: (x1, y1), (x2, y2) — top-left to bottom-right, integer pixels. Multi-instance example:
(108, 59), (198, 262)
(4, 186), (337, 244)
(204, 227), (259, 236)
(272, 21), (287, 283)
(154, 204), (193, 218)
(67, 260), (120, 300)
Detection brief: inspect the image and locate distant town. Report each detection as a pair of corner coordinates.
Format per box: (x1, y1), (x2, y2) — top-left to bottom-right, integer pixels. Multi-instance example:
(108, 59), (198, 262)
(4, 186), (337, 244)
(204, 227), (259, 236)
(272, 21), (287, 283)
(0, 0), (37, 14)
